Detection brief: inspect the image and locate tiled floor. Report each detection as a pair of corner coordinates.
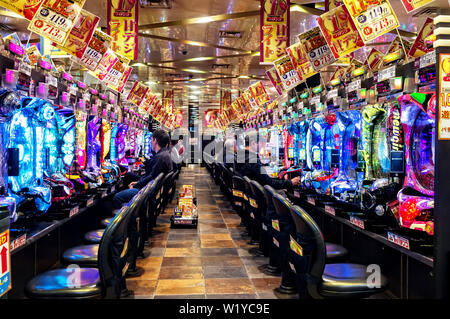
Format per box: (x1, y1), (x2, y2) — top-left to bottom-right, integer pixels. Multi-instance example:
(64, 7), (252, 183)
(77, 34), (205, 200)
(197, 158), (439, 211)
(127, 165), (283, 299)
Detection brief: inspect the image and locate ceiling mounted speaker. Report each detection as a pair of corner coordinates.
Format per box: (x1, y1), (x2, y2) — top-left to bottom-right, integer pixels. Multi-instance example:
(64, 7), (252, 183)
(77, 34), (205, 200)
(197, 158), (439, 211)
(139, 0), (173, 9)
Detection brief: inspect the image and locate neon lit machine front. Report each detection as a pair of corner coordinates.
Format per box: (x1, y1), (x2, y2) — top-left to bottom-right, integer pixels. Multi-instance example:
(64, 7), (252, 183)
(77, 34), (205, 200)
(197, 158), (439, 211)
(7, 98), (54, 228)
(43, 107), (76, 207)
(396, 92), (435, 238)
(68, 110), (88, 193)
(100, 119), (119, 184)
(330, 110), (363, 210)
(0, 89), (21, 223)
(116, 123), (129, 173)
(85, 115), (103, 188)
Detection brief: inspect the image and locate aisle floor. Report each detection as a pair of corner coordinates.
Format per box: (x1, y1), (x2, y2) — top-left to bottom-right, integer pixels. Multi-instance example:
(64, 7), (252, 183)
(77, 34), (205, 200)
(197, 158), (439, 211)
(127, 165), (285, 299)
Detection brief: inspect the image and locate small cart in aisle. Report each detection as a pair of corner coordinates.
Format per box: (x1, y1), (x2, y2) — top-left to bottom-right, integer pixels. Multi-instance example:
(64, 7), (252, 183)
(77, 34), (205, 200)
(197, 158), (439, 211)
(170, 185), (198, 228)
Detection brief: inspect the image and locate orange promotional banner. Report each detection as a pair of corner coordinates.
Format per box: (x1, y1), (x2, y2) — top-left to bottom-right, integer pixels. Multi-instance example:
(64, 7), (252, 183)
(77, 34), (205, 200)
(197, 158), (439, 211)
(325, 0), (345, 11)
(103, 53), (130, 90)
(220, 90), (232, 113)
(28, 0), (86, 46)
(243, 89), (258, 110)
(386, 35), (412, 56)
(54, 9), (99, 59)
(139, 91), (157, 114)
(260, 0), (290, 65)
(108, 64), (133, 93)
(150, 99), (162, 118)
(127, 82), (149, 106)
(317, 4), (365, 59)
(162, 90), (174, 114)
(285, 42), (316, 82)
(364, 48), (383, 71)
(107, 0), (139, 61)
(400, 0), (435, 14)
(274, 55), (302, 90)
(205, 109), (219, 128)
(342, 0), (399, 43)
(72, 29), (112, 72)
(89, 48), (119, 81)
(249, 81), (271, 107)
(266, 67), (285, 96)
(0, 0), (44, 20)
(298, 27), (336, 71)
(237, 96), (250, 114)
(408, 18), (435, 58)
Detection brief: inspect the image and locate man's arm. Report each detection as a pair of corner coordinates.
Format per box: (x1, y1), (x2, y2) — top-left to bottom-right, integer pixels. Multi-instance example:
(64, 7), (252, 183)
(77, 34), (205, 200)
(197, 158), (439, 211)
(246, 162), (292, 189)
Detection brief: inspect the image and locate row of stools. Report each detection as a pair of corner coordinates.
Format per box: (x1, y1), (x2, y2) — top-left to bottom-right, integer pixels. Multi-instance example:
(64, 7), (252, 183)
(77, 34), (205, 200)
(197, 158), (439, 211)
(206, 162), (389, 299)
(24, 169), (180, 299)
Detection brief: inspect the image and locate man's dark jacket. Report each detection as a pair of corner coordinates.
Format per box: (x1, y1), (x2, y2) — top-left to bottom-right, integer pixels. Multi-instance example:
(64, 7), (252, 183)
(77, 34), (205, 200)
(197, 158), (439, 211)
(134, 148), (173, 189)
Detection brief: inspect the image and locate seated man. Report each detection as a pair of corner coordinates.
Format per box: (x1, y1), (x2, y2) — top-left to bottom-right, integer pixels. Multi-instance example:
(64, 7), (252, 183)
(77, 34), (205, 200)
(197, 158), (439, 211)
(235, 131), (300, 189)
(112, 129), (173, 208)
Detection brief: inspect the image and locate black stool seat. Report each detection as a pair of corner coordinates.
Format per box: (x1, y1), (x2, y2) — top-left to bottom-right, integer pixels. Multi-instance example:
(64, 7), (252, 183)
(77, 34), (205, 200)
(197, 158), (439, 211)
(319, 263), (388, 298)
(84, 230), (104, 243)
(101, 217), (113, 227)
(325, 243), (348, 260)
(62, 245), (98, 266)
(25, 268), (102, 299)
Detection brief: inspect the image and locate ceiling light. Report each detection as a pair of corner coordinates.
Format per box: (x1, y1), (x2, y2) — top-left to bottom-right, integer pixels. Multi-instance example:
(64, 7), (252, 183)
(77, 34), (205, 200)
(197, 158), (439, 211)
(192, 91), (202, 95)
(190, 78), (206, 82)
(239, 75), (250, 79)
(195, 17), (214, 24)
(183, 69), (207, 74)
(132, 62), (147, 67)
(186, 57), (214, 62)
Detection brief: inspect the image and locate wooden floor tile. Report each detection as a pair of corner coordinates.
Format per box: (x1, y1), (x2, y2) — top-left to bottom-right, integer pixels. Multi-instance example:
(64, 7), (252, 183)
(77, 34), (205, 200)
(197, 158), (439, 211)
(159, 266), (204, 280)
(200, 240), (236, 248)
(161, 257), (203, 267)
(200, 233), (232, 241)
(164, 248), (202, 257)
(155, 279), (205, 295)
(251, 278), (281, 293)
(166, 240), (201, 248)
(203, 266), (248, 279)
(126, 280), (157, 296)
(205, 278), (255, 295)
(202, 256), (243, 267)
(137, 257), (163, 269)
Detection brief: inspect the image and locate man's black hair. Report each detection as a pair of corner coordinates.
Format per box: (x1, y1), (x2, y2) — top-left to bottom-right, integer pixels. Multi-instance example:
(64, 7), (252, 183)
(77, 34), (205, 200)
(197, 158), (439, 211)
(244, 131), (259, 148)
(153, 128), (170, 148)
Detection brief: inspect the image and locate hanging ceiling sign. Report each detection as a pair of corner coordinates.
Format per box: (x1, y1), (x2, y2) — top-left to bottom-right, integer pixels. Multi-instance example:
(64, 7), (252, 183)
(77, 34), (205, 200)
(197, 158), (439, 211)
(108, 64), (133, 93)
(260, 0), (290, 65)
(365, 48), (384, 71)
(317, 4), (365, 59)
(104, 53), (130, 90)
(163, 89), (174, 114)
(0, 0), (44, 20)
(286, 42), (316, 82)
(243, 89), (259, 109)
(274, 55), (302, 91)
(72, 29), (112, 72)
(342, 0), (399, 43)
(249, 81), (271, 107)
(266, 67), (285, 96)
(409, 17), (435, 58)
(325, 0), (345, 11)
(127, 81), (149, 106)
(439, 54), (450, 140)
(220, 90), (232, 113)
(54, 9), (99, 59)
(400, 0), (436, 14)
(205, 109), (219, 128)
(26, 45), (42, 67)
(28, 0), (86, 46)
(386, 35), (412, 57)
(107, 0), (139, 61)
(89, 48), (119, 81)
(298, 27), (336, 71)
(139, 91), (156, 114)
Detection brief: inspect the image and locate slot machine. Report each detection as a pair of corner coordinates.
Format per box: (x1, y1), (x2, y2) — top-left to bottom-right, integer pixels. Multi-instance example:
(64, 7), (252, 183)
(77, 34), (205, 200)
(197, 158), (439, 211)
(330, 110), (363, 203)
(43, 107), (76, 204)
(396, 92), (435, 236)
(7, 98), (54, 223)
(85, 115), (103, 188)
(0, 89), (21, 223)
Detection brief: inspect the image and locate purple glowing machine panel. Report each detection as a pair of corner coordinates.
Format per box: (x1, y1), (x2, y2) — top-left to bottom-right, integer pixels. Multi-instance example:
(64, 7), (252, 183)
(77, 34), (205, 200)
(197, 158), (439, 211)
(397, 92), (435, 236)
(87, 116), (102, 173)
(116, 123), (129, 167)
(0, 89), (22, 222)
